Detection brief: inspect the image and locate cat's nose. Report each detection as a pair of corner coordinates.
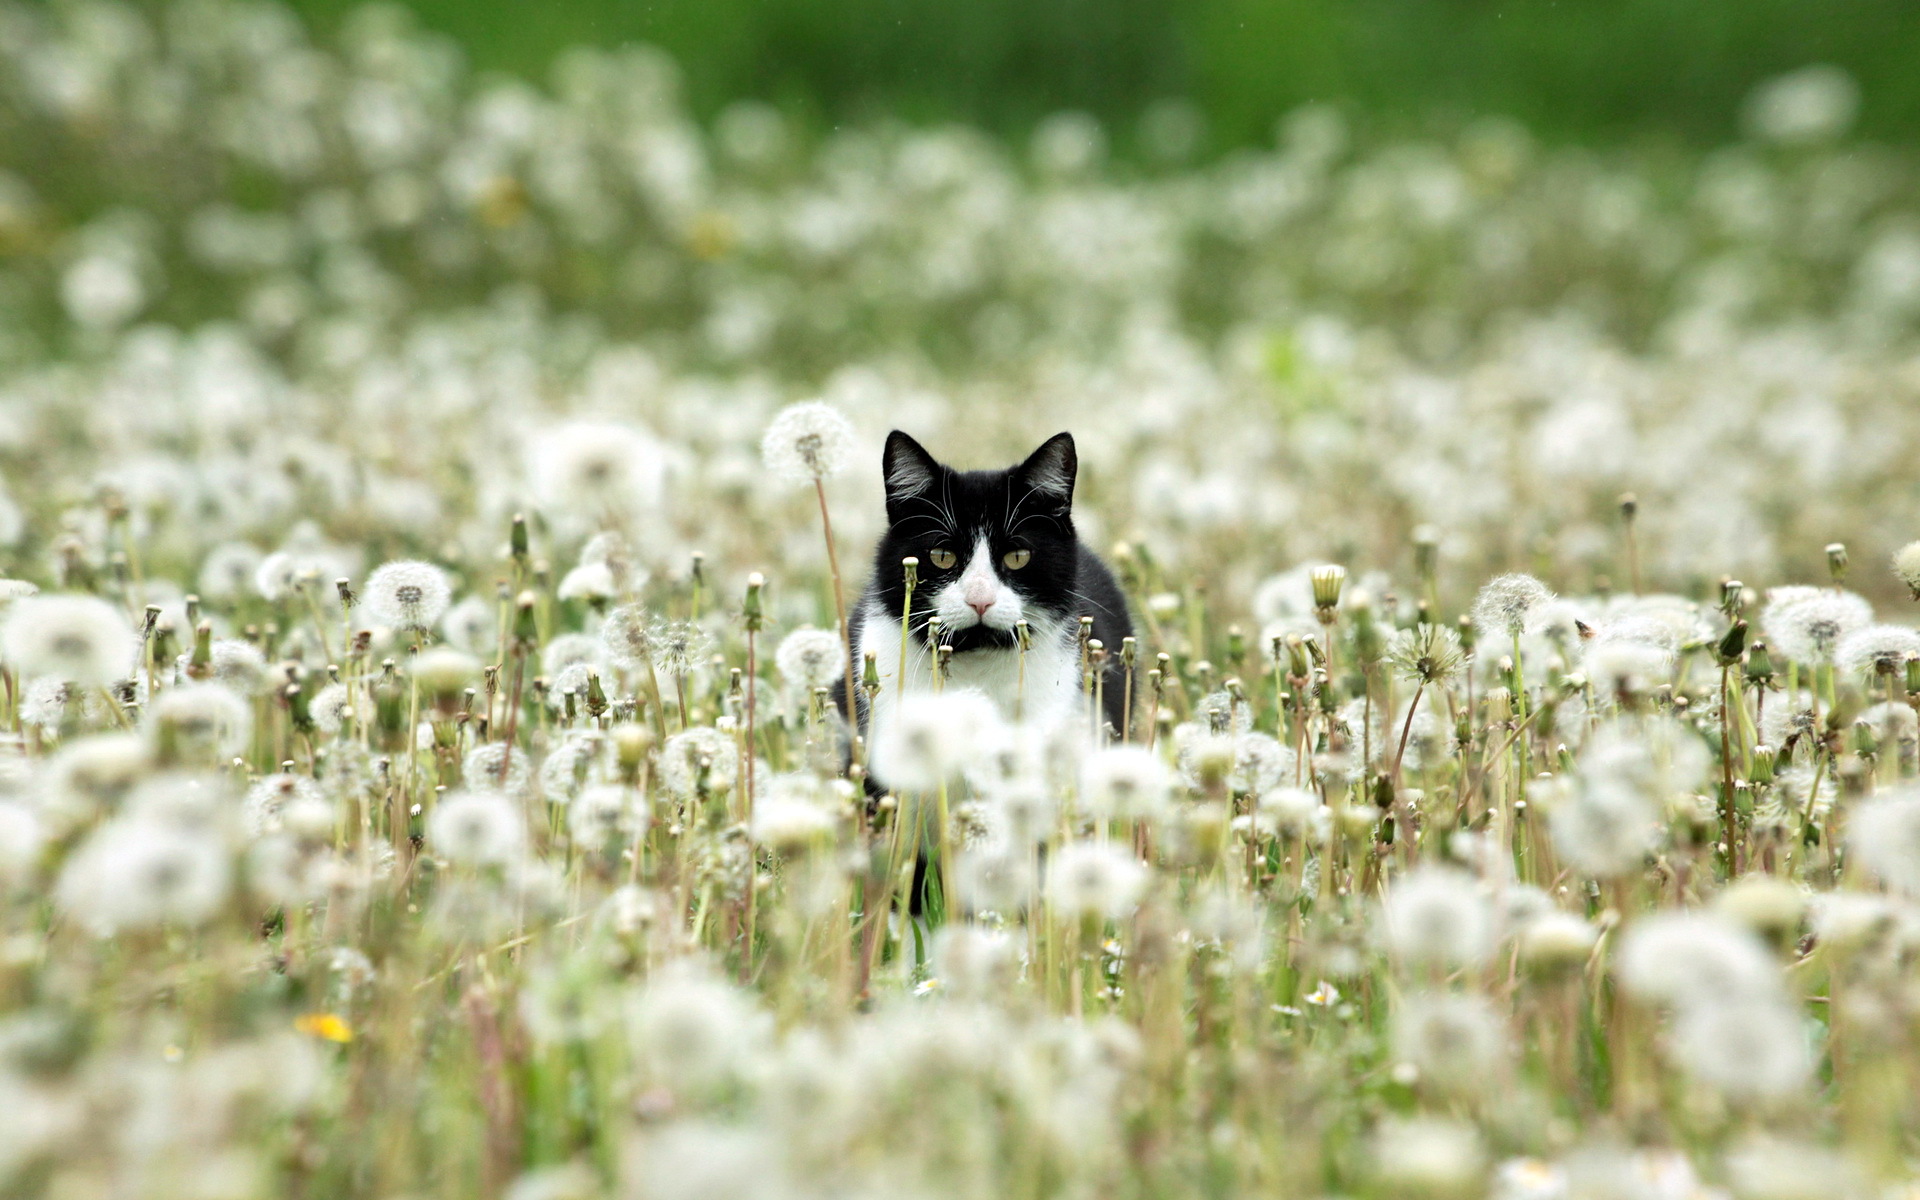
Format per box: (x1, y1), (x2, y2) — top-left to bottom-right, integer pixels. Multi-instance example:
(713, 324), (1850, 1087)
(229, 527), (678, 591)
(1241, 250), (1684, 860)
(967, 598), (993, 617)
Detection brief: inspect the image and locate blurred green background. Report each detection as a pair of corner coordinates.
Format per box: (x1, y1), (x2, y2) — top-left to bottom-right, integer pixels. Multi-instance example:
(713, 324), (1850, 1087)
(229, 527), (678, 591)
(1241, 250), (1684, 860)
(282, 0), (1920, 152)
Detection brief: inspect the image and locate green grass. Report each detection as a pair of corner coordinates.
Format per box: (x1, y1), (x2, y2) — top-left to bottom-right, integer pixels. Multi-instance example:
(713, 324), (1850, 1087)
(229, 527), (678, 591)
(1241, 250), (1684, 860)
(280, 0), (1920, 151)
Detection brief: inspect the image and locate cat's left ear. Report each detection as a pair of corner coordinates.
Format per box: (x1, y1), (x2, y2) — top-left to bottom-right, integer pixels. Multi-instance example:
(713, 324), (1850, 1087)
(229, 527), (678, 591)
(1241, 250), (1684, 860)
(1016, 432), (1077, 509)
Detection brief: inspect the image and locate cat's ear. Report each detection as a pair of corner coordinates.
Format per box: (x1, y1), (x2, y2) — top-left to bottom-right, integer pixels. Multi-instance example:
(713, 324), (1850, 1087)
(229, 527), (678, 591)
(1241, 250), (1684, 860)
(882, 430), (941, 512)
(1016, 432), (1077, 509)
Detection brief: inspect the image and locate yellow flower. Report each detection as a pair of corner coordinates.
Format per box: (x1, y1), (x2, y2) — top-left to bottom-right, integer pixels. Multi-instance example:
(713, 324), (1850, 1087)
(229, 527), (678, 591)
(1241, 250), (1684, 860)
(295, 1013), (354, 1044)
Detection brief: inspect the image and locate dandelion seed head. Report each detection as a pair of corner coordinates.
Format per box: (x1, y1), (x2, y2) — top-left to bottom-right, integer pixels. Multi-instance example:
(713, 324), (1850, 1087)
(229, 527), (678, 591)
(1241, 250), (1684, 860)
(1472, 573), (1554, 637)
(1078, 745), (1172, 821)
(1893, 541), (1920, 600)
(1379, 868), (1493, 971)
(528, 419), (669, 515)
(760, 400), (856, 484)
(44, 732), (150, 821)
(363, 560), (452, 631)
(1844, 789), (1920, 897)
(774, 627), (844, 692)
(1047, 840), (1147, 920)
(464, 741), (534, 799)
(569, 783), (641, 848)
(647, 618), (714, 676)
(660, 726), (739, 798)
(1834, 622), (1920, 678)
(1392, 992), (1507, 1096)
(2, 594), (137, 687)
(56, 818), (232, 935)
(628, 964), (769, 1091)
(148, 682), (253, 762)
(427, 789), (527, 866)
(1583, 639), (1672, 698)
(0, 802), (45, 885)
(1669, 999), (1810, 1103)
(1761, 587), (1872, 666)
(1385, 622), (1468, 685)
(598, 604), (655, 670)
(556, 561), (617, 604)
(871, 689), (1004, 793)
(1615, 911), (1781, 1008)
(749, 775), (836, 850)
(242, 772), (328, 838)
(1371, 1117), (1485, 1197)
(307, 681), (357, 736)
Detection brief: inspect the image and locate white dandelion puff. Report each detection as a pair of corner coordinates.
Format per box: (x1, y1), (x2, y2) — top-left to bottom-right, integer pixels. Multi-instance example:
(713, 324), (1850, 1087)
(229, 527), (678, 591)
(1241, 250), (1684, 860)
(1845, 789), (1920, 897)
(871, 690), (1004, 793)
(1834, 623), (1920, 678)
(760, 400), (856, 484)
(2, 594), (138, 687)
(1615, 911), (1781, 1008)
(1893, 541), (1920, 601)
(427, 790), (528, 866)
(528, 419), (670, 516)
(56, 818), (232, 935)
(1046, 840), (1147, 921)
(1079, 745), (1172, 821)
(1761, 587), (1872, 666)
(148, 682), (253, 762)
(1471, 573), (1554, 637)
(363, 560), (453, 631)
(1379, 868), (1493, 971)
(774, 627), (845, 692)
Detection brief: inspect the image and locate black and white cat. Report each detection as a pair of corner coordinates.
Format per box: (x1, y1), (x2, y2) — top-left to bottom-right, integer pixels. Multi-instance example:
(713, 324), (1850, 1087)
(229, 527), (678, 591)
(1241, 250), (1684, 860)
(844, 430), (1133, 790)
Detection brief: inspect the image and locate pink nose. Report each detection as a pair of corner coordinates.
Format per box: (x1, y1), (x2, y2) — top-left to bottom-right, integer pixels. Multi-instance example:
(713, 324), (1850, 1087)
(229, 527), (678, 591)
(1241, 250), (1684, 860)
(968, 599), (993, 616)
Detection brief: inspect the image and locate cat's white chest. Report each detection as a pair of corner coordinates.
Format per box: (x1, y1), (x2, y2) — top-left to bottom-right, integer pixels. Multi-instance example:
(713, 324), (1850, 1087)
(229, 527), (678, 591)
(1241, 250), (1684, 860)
(854, 599), (1081, 788)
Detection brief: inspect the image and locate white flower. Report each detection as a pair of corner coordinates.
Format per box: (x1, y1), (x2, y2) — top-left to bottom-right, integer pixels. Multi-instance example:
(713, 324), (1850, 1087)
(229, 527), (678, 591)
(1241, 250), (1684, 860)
(557, 561), (616, 604)
(1046, 840), (1147, 920)
(363, 560), (453, 631)
(56, 818), (231, 935)
(748, 776), (837, 850)
(1744, 64), (1859, 144)
(871, 690), (1005, 793)
(1894, 540), (1920, 600)
(626, 965), (768, 1091)
(660, 726), (738, 798)
(307, 682), (358, 736)
(198, 542), (264, 600)
(599, 604), (656, 670)
(774, 627), (844, 691)
(1614, 912), (1781, 1008)
(1760, 587), (1872, 666)
(148, 682), (254, 762)
(1371, 1117), (1485, 1196)
(0, 802), (44, 885)
(1078, 745), (1171, 820)
(760, 400), (856, 484)
(569, 784), (643, 848)
(2, 594), (137, 686)
(1834, 623), (1920, 678)
(1392, 992), (1508, 1095)
(1669, 998), (1811, 1102)
(1471, 573), (1554, 637)
(1379, 868), (1493, 971)
(528, 419), (669, 516)
(427, 790), (528, 866)
(1845, 788), (1920, 897)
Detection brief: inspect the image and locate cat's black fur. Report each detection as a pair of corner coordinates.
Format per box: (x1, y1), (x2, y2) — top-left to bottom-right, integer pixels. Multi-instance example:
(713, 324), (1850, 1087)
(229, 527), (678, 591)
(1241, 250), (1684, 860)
(840, 430), (1134, 735)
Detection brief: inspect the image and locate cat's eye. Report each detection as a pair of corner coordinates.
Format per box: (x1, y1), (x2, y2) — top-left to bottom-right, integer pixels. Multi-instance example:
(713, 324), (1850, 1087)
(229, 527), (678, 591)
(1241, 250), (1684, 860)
(929, 547), (958, 569)
(1003, 549), (1032, 570)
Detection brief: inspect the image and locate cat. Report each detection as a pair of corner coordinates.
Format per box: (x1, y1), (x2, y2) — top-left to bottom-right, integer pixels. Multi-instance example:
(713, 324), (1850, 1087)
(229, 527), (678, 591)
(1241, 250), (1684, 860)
(842, 430), (1134, 792)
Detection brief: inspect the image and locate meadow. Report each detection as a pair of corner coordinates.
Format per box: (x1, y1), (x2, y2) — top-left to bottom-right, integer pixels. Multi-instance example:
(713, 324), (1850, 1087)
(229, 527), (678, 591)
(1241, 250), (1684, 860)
(4, 3), (1920, 1198)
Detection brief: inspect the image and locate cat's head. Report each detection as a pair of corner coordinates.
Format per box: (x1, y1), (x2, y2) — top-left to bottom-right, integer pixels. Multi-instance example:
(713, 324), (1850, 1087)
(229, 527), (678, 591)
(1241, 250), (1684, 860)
(871, 431), (1081, 652)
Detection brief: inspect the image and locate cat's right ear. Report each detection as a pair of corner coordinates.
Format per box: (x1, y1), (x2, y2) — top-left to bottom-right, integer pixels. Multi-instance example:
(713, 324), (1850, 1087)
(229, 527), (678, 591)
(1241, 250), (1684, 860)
(882, 430), (940, 516)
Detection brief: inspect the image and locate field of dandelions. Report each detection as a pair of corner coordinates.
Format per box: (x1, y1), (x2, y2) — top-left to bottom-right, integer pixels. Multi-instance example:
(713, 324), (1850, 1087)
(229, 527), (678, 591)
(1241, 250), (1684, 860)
(11, 4), (1920, 1199)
